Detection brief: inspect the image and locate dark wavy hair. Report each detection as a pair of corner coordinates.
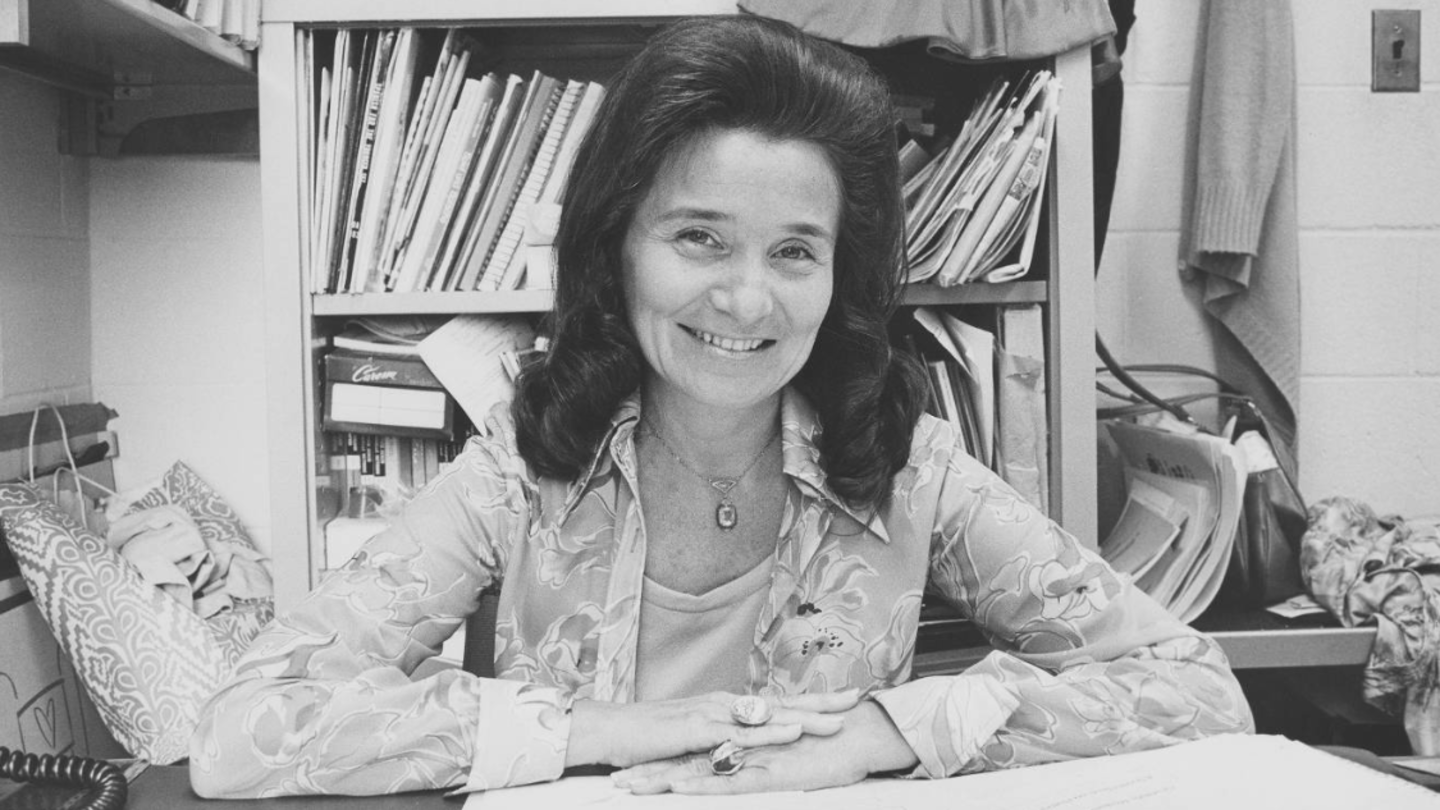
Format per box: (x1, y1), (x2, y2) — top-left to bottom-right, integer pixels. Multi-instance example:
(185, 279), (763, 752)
(511, 14), (929, 508)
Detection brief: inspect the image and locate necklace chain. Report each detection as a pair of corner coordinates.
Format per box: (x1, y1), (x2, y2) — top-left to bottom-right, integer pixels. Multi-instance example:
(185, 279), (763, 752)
(640, 418), (777, 531)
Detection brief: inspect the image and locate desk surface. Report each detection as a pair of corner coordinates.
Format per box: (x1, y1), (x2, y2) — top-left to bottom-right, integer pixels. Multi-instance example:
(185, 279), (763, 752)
(913, 604), (1377, 677)
(116, 747), (1440, 808)
(127, 767), (450, 808)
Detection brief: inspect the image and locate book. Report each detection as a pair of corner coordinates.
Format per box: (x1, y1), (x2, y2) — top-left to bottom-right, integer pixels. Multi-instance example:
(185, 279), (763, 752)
(389, 75), (500, 293)
(323, 350), (444, 389)
(381, 40), (474, 291)
(350, 28), (420, 293)
(995, 304), (1049, 513)
(317, 29), (359, 293)
(482, 78), (584, 290)
(375, 30), (456, 281)
(324, 380), (455, 440)
(430, 72), (529, 292)
(513, 81), (606, 290)
(459, 72), (565, 292)
(337, 30), (396, 293)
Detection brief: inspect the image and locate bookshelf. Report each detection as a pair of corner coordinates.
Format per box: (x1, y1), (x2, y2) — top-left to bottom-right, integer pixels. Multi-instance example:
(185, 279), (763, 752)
(254, 2), (1099, 634)
(0, 0), (252, 96)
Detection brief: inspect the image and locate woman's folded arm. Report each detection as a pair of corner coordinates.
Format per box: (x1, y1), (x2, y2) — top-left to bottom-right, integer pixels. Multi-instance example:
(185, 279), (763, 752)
(875, 448), (1254, 777)
(189, 437), (561, 797)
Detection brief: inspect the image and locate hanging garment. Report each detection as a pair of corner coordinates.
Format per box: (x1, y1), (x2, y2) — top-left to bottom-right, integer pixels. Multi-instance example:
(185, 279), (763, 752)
(738, 0), (1115, 61)
(1301, 496), (1440, 754)
(1179, 0), (1301, 458)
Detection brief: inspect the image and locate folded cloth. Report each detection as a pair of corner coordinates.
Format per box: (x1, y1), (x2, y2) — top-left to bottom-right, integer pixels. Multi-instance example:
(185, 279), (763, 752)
(1301, 496), (1440, 754)
(105, 462), (272, 620)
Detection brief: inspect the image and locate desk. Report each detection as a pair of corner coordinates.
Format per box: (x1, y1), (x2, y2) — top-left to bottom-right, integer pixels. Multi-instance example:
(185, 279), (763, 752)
(114, 742), (1440, 809)
(1192, 605), (1376, 669)
(912, 605), (1377, 677)
(125, 766), (449, 808)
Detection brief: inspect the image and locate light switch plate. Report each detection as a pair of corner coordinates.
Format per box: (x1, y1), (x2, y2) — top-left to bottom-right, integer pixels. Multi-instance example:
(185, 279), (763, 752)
(1373, 9), (1421, 92)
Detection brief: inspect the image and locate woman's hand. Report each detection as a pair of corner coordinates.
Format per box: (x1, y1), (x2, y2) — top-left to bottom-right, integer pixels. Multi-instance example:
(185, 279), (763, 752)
(565, 690), (860, 770)
(609, 699), (920, 795)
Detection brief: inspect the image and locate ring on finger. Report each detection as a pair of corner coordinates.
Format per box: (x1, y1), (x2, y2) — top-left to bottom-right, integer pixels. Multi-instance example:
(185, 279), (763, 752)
(709, 740), (746, 776)
(729, 695), (774, 727)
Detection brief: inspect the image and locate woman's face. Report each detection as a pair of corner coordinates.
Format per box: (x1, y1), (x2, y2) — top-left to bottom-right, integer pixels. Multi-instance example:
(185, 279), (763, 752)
(621, 128), (840, 414)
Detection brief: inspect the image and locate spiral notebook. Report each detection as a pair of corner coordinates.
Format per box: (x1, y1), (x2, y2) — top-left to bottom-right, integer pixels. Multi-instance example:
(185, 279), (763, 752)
(465, 734), (1440, 809)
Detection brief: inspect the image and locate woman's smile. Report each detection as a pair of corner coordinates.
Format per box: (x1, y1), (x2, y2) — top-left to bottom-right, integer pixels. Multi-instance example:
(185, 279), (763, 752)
(680, 325), (776, 356)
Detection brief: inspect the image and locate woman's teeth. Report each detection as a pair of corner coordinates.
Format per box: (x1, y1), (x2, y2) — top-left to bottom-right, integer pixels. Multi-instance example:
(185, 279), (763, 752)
(690, 328), (766, 352)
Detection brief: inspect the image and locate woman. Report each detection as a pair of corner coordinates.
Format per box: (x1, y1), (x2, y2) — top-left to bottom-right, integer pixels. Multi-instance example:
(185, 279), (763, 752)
(191, 15), (1252, 798)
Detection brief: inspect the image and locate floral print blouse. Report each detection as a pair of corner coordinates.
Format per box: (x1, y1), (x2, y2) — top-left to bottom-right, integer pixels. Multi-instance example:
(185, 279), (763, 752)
(190, 389), (1254, 798)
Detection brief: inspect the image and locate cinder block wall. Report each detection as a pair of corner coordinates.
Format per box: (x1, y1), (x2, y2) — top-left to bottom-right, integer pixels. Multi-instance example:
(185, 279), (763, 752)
(1099, 0), (1440, 517)
(89, 157), (270, 553)
(0, 75), (91, 415)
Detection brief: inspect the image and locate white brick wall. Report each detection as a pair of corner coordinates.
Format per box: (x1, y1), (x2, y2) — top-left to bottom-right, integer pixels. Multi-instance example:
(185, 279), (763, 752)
(0, 75), (91, 414)
(1102, 0), (1440, 516)
(89, 157), (270, 553)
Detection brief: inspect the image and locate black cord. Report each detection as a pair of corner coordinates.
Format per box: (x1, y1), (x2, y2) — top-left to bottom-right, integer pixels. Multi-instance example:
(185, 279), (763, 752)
(1094, 332), (1196, 425)
(0, 747), (128, 810)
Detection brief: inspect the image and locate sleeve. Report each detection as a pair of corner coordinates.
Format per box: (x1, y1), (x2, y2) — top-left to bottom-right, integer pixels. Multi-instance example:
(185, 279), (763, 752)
(188, 425), (572, 798)
(871, 447), (1254, 778)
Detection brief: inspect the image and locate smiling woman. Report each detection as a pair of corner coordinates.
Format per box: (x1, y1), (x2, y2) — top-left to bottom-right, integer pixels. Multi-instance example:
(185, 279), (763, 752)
(189, 14), (1254, 801)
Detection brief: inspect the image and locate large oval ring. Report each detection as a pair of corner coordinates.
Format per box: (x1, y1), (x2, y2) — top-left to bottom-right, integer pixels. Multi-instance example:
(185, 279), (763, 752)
(729, 695), (774, 727)
(709, 740), (746, 776)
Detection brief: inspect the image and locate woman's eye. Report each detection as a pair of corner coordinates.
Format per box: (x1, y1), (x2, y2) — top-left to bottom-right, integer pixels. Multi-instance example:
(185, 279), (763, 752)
(774, 243), (818, 262)
(677, 229), (720, 248)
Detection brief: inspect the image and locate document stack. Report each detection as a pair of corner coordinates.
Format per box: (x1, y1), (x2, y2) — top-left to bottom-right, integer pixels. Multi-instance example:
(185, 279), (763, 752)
(908, 306), (1049, 515)
(1100, 421), (1248, 623)
(306, 28), (606, 296)
(902, 71), (1060, 287)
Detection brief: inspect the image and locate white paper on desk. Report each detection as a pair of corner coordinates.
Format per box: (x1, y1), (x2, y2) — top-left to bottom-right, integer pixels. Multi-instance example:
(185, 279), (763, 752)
(465, 735), (1439, 810)
(417, 315), (535, 429)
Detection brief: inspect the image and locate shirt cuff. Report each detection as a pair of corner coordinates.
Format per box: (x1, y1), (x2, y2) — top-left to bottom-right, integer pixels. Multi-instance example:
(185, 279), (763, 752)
(872, 657), (1020, 778)
(457, 680), (573, 793)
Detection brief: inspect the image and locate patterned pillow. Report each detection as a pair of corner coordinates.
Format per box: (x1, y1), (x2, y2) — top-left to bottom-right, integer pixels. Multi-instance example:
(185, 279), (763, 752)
(0, 483), (234, 764)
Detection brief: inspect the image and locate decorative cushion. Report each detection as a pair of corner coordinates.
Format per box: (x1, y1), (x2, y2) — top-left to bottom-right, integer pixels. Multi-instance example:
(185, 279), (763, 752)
(0, 483), (235, 764)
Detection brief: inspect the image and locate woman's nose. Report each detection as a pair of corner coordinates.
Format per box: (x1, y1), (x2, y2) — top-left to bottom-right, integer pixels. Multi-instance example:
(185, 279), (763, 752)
(709, 255), (774, 324)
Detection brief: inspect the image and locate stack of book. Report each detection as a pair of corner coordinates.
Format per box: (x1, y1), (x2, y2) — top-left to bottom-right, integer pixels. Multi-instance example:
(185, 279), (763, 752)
(902, 71), (1060, 287)
(307, 28), (607, 296)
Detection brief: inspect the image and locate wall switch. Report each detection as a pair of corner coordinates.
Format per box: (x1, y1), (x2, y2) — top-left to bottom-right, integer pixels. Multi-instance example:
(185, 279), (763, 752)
(1373, 9), (1421, 92)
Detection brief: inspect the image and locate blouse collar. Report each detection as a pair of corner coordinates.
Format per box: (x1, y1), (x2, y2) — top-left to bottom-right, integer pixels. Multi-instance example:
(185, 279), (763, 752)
(558, 388), (890, 543)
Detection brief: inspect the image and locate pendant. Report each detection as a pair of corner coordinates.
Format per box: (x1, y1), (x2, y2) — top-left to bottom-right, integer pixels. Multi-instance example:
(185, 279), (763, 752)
(710, 477), (739, 531)
(716, 501), (738, 530)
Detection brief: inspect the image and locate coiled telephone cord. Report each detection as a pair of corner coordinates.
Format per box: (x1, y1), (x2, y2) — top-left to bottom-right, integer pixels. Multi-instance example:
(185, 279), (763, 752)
(0, 746), (128, 810)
